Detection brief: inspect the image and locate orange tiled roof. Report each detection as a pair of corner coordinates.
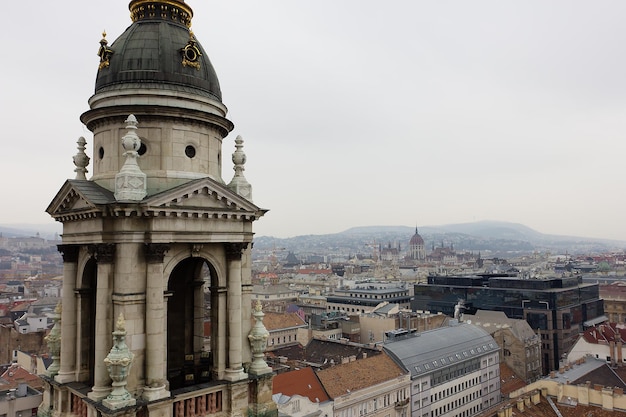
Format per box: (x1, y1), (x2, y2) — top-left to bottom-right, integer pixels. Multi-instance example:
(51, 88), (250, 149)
(263, 312), (306, 331)
(582, 323), (626, 344)
(316, 353), (405, 399)
(273, 367), (330, 403)
(0, 364), (44, 390)
(499, 363), (526, 396)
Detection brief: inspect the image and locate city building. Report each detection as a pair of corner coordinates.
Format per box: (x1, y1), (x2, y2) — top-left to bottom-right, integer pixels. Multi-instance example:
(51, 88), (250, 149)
(264, 312), (308, 351)
(408, 228), (426, 262)
(508, 356), (626, 415)
(296, 293), (328, 321)
(316, 352), (411, 417)
(272, 367), (332, 417)
(327, 282), (412, 314)
(40, 2), (274, 417)
(0, 383), (43, 417)
(600, 281), (626, 323)
(567, 322), (626, 367)
(464, 310), (542, 382)
(413, 274), (604, 373)
(252, 284), (300, 303)
(356, 305), (448, 344)
(383, 322), (501, 417)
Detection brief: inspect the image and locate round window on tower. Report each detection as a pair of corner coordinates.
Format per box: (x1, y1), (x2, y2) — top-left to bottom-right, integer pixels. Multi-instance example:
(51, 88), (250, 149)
(98, 147), (104, 159)
(138, 142), (147, 156)
(185, 145), (196, 158)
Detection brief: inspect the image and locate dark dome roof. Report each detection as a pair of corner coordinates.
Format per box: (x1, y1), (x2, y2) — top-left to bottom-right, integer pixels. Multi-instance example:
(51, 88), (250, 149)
(94, 1), (222, 101)
(410, 228), (424, 245)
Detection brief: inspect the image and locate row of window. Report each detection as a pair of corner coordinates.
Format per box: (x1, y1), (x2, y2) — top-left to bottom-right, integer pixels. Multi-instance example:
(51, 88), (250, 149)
(270, 334), (297, 345)
(336, 389), (409, 417)
(428, 358), (481, 387)
(430, 378), (480, 404)
(432, 400), (482, 417)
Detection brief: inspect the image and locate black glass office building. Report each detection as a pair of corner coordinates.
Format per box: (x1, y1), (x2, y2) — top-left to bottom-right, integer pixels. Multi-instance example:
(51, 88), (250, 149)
(412, 274), (604, 374)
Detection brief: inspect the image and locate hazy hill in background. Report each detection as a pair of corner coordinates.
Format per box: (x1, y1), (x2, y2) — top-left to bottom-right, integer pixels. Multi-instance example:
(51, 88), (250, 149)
(254, 221), (626, 257)
(2, 220), (625, 257)
(0, 223), (61, 240)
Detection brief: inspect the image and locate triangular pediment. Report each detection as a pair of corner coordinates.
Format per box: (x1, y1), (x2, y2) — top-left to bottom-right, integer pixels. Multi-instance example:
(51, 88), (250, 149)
(46, 177), (267, 222)
(143, 177), (267, 218)
(46, 180), (115, 220)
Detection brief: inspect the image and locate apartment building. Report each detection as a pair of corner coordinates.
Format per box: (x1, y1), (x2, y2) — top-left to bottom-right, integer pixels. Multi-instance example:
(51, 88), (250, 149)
(384, 322), (501, 417)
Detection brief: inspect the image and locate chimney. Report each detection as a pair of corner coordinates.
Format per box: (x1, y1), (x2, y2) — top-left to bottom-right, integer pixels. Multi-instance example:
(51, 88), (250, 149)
(531, 390), (540, 404)
(610, 341), (616, 366)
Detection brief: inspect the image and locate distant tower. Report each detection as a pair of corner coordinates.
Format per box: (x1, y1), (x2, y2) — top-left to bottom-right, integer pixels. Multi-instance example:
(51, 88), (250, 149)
(44, 2), (274, 417)
(409, 227), (425, 261)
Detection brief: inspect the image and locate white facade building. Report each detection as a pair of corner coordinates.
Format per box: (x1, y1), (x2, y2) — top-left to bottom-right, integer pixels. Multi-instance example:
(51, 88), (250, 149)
(384, 323), (501, 417)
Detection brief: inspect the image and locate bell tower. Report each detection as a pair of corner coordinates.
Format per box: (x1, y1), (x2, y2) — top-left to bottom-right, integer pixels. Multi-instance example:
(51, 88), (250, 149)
(43, 1), (276, 417)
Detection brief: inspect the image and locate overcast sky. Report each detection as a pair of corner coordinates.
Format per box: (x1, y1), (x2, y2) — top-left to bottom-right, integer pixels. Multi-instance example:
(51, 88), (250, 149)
(2, 1), (626, 240)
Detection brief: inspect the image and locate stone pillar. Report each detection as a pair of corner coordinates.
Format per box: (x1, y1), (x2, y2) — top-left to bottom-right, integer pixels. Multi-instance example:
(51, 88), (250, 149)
(241, 244), (253, 366)
(88, 244), (115, 401)
(247, 374), (278, 417)
(224, 243), (248, 382)
(214, 286), (227, 380)
(56, 245), (79, 384)
(618, 341), (623, 366)
(143, 244), (170, 401)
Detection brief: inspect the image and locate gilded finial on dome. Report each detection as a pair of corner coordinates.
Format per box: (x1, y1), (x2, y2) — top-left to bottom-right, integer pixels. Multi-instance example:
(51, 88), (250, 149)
(98, 29), (114, 70)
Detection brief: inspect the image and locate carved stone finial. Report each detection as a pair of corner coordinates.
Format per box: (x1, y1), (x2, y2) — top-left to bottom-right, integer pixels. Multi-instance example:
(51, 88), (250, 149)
(227, 135), (253, 201)
(103, 312), (135, 409)
(45, 303), (62, 378)
(116, 313), (126, 332)
(73, 137), (90, 180)
(114, 115), (147, 201)
(98, 30), (114, 70)
(248, 301), (272, 376)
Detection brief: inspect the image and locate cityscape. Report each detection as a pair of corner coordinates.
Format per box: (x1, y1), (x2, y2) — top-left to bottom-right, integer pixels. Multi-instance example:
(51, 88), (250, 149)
(2, 1), (626, 417)
(1, 223), (625, 417)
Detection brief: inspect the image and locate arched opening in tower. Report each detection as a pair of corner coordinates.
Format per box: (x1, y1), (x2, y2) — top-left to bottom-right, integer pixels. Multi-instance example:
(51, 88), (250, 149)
(79, 258), (97, 386)
(166, 257), (215, 391)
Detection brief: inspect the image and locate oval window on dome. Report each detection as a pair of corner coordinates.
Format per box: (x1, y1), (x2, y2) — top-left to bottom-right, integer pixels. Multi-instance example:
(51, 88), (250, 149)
(185, 145), (196, 158)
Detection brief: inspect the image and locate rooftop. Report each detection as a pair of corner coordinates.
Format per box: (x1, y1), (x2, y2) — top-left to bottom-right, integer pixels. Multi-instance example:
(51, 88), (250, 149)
(316, 353), (405, 399)
(384, 323), (498, 379)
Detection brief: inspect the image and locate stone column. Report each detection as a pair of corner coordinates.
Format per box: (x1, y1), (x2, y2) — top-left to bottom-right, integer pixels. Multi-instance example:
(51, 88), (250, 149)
(241, 245), (253, 365)
(56, 245), (79, 384)
(224, 243), (247, 382)
(143, 244), (170, 401)
(214, 286), (227, 380)
(88, 244), (115, 401)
